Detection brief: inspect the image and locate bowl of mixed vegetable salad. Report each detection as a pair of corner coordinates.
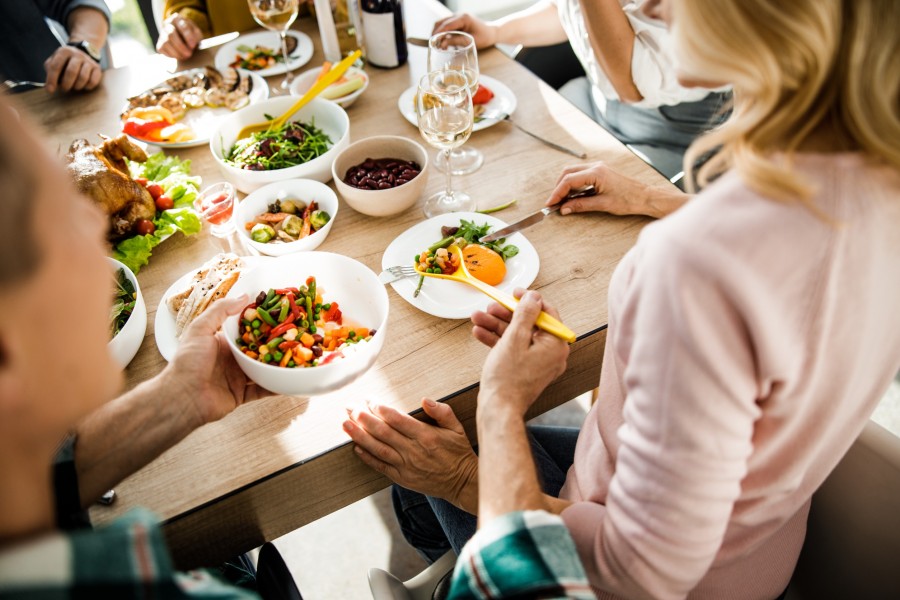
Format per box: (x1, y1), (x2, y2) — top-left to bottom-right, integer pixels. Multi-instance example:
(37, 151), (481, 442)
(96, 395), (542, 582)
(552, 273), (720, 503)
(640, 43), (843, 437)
(236, 179), (339, 256)
(225, 252), (389, 396)
(210, 96), (350, 193)
(107, 258), (147, 368)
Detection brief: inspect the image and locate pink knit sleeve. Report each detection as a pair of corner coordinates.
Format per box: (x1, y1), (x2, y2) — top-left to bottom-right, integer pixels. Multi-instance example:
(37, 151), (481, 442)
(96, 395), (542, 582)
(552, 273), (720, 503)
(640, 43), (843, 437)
(562, 229), (763, 599)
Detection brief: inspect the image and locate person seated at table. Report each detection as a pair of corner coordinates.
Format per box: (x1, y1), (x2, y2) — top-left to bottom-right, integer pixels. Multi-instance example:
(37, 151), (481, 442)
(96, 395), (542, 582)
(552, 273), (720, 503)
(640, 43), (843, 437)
(433, 0), (731, 180)
(345, 0), (900, 598)
(0, 96), (278, 597)
(0, 0), (109, 94)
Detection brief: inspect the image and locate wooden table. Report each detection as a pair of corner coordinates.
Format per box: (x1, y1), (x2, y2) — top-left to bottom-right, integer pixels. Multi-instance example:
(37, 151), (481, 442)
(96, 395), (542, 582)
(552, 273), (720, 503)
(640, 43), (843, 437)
(18, 0), (672, 568)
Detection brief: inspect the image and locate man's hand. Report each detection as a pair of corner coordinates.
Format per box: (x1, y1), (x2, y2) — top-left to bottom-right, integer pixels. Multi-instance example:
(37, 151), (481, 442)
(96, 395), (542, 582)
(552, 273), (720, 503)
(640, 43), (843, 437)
(43, 46), (101, 93)
(546, 162), (689, 219)
(163, 295), (273, 428)
(472, 290), (569, 418)
(432, 13), (499, 49)
(344, 399), (479, 511)
(157, 13), (203, 60)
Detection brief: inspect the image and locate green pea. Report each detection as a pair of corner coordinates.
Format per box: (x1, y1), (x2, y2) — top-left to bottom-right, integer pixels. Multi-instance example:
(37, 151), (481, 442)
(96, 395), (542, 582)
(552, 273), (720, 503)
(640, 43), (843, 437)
(322, 303), (331, 310)
(263, 353), (274, 363)
(253, 329), (260, 337)
(273, 351), (284, 361)
(251, 319), (261, 329)
(288, 360), (296, 368)
(309, 324), (317, 334)
(348, 331), (357, 339)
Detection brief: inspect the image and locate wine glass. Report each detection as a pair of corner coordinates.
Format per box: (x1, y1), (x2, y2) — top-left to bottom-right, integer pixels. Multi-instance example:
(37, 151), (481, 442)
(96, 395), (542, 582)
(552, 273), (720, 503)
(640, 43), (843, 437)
(194, 182), (236, 237)
(428, 31), (483, 175)
(416, 70), (476, 217)
(247, 0), (300, 95)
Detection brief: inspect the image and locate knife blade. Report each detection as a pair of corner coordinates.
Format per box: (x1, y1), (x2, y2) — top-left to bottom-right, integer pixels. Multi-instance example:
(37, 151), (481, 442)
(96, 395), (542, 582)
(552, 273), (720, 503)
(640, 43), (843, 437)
(198, 31), (240, 51)
(480, 184), (596, 243)
(406, 37), (430, 48)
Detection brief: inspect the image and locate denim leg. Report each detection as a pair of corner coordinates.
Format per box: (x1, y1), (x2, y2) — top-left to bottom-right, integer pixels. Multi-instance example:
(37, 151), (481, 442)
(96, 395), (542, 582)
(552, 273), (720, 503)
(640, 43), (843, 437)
(392, 425), (582, 560)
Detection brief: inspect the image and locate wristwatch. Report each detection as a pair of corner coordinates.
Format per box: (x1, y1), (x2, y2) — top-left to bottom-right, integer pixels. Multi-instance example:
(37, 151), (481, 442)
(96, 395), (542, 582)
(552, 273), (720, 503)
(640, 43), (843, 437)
(67, 40), (102, 63)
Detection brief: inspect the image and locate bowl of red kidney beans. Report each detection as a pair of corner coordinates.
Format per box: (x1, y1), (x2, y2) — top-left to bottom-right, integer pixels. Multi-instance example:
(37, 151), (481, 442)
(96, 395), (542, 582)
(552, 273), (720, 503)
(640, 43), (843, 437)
(331, 135), (430, 217)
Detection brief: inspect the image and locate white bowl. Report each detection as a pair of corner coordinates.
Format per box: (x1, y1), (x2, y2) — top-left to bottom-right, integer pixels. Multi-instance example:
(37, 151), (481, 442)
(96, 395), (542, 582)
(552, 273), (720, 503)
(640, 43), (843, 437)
(290, 66), (369, 109)
(210, 96), (351, 194)
(236, 179), (339, 256)
(331, 136), (429, 217)
(107, 258), (147, 368)
(225, 252), (389, 396)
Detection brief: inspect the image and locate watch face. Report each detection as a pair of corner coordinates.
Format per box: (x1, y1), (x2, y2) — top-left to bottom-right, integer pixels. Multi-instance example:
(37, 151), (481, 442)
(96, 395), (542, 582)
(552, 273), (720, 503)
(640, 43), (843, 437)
(72, 41), (101, 61)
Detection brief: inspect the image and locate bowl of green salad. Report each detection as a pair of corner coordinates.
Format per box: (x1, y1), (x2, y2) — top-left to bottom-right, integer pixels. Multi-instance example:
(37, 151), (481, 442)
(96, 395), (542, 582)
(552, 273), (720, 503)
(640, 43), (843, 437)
(210, 96), (350, 194)
(107, 258), (147, 368)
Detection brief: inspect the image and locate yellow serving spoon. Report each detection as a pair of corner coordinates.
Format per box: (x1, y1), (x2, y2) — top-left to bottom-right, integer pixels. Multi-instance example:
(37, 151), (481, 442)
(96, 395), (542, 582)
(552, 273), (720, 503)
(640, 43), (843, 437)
(416, 245), (577, 343)
(235, 50), (362, 140)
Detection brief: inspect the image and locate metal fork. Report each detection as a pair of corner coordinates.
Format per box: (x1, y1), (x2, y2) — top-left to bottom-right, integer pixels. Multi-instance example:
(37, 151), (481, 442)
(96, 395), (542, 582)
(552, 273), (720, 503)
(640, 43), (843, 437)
(379, 265), (418, 284)
(477, 110), (586, 159)
(3, 79), (45, 91)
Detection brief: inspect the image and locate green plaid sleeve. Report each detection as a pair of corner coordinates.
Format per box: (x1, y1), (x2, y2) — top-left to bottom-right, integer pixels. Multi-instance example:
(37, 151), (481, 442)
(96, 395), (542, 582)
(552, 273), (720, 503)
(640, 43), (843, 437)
(448, 511), (596, 600)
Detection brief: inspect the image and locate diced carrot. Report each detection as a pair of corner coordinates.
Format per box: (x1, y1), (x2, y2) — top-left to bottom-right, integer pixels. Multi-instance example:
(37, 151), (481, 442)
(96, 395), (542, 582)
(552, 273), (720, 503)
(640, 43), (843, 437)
(279, 351), (291, 368)
(245, 350), (259, 359)
(242, 332), (253, 344)
(355, 328), (369, 338)
(296, 346), (314, 363)
(299, 332), (315, 348)
(326, 338), (337, 351)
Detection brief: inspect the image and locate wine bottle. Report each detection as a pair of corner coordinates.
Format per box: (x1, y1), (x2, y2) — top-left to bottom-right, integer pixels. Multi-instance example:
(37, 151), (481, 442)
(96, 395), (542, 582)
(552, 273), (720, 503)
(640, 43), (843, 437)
(361, 0), (407, 68)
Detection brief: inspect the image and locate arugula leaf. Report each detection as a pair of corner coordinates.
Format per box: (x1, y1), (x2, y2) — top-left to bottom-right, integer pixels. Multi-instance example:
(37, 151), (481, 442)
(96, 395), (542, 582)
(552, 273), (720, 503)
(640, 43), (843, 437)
(110, 268), (136, 337)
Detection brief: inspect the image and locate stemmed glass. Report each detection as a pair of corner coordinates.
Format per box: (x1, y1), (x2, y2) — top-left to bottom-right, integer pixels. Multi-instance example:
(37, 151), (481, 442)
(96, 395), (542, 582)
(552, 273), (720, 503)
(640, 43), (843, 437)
(247, 0), (300, 95)
(416, 70), (476, 217)
(428, 31), (482, 175)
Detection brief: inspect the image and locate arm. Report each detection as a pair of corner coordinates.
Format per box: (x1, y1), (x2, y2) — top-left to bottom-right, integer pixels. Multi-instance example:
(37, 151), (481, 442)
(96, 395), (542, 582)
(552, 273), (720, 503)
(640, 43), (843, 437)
(579, 0), (643, 102)
(73, 296), (270, 507)
(40, 2), (109, 93)
(432, 1), (567, 49)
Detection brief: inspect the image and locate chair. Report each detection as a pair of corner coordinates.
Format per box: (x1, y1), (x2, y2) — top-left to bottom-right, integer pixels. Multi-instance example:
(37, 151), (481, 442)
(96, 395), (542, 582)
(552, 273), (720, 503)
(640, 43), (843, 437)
(368, 551), (456, 600)
(785, 420), (900, 600)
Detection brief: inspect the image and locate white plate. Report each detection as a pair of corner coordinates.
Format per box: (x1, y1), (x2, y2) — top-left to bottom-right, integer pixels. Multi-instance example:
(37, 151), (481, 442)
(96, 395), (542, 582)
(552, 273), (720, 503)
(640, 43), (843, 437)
(215, 30), (313, 78)
(122, 69), (269, 149)
(381, 213), (539, 320)
(154, 255), (269, 362)
(397, 75), (517, 133)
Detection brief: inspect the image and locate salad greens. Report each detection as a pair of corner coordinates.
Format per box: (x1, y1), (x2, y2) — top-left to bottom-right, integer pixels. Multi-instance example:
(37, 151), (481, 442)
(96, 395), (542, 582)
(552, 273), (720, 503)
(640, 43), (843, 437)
(111, 268), (136, 337)
(113, 153), (202, 273)
(225, 120), (332, 171)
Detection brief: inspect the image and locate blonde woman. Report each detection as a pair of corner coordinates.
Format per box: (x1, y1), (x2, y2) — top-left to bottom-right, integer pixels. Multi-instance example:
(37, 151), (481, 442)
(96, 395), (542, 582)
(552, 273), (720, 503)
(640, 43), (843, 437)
(345, 0), (900, 598)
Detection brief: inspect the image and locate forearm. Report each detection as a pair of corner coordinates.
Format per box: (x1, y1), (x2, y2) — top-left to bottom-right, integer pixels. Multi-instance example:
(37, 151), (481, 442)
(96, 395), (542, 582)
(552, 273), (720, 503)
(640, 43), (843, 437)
(66, 6), (109, 49)
(491, 1), (568, 47)
(642, 185), (691, 218)
(73, 368), (198, 507)
(580, 0), (642, 102)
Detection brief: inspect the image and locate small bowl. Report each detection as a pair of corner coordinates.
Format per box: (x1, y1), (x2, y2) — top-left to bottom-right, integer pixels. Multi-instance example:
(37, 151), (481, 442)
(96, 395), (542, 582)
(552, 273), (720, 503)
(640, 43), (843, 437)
(225, 252), (389, 396)
(210, 96), (351, 194)
(331, 135), (429, 217)
(290, 66), (369, 109)
(236, 179), (339, 257)
(107, 258), (147, 368)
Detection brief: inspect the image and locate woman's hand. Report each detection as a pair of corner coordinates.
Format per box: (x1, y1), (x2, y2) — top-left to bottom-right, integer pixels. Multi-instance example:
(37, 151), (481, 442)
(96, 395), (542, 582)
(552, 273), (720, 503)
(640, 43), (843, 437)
(157, 13), (203, 60)
(472, 290), (569, 418)
(547, 162), (689, 219)
(432, 13), (499, 49)
(344, 399), (479, 510)
(163, 295), (273, 428)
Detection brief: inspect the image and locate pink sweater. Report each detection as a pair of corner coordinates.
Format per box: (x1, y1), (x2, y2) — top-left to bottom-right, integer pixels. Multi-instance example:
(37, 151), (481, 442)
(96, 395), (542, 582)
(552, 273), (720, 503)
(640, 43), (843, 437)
(559, 154), (900, 600)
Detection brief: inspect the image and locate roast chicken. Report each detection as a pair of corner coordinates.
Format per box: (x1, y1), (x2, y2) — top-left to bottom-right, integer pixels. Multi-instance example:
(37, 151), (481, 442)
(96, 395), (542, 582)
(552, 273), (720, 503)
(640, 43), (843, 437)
(65, 135), (155, 240)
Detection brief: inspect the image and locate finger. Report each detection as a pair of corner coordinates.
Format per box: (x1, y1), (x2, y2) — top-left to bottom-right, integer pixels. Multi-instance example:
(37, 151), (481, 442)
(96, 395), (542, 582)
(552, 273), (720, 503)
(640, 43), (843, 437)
(343, 419), (404, 465)
(559, 196), (609, 216)
(472, 325), (500, 348)
(175, 17), (202, 48)
(216, 334), (275, 402)
(58, 56), (83, 92)
(184, 295), (250, 337)
(486, 301), (514, 323)
(432, 15), (466, 34)
(353, 445), (397, 480)
(421, 398), (465, 434)
(164, 26), (191, 59)
(370, 403), (427, 439)
(86, 64), (102, 89)
(43, 51), (67, 93)
(72, 60), (92, 90)
(547, 171), (595, 207)
(470, 309), (508, 338)
(353, 408), (411, 449)
(516, 287), (560, 320)
(554, 163), (594, 187)
(505, 290), (543, 346)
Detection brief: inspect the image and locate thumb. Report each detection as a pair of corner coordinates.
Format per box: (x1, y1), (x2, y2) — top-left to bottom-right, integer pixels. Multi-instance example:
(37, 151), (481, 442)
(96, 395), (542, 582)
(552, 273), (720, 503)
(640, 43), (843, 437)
(422, 398), (464, 434)
(185, 294), (249, 337)
(506, 291), (543, 345)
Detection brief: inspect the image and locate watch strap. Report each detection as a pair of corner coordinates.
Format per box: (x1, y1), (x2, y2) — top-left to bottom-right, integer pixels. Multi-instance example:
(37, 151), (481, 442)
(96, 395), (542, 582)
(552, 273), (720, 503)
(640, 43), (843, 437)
(67, 40), (101, 63)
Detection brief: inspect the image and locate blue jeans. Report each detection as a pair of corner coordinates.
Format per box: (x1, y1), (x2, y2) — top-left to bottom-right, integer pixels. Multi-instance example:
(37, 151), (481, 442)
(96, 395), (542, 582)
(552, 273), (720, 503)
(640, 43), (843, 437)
(392, 425), (581, 563)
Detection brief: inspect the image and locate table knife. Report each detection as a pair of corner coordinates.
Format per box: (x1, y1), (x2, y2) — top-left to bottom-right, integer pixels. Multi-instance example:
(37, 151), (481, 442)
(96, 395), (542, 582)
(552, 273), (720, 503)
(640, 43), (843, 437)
(198, 32), (240, 51)
(406, 37), (430, 48)
(480, 184), (596, 242)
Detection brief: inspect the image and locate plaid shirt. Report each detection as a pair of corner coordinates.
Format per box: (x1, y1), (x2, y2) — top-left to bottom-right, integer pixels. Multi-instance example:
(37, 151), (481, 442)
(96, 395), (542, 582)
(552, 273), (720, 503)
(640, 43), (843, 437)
(0, 508), (259, 599)
(448, 511), (596, 600)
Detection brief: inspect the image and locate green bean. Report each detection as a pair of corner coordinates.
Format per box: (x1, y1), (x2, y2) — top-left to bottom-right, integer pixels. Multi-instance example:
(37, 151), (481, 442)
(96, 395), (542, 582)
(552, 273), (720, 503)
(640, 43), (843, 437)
(267, 337), (284, 349)
(264, 288), (276, 306)
(278, 298), (289, 323)
(258, 308), (278, 327)
(413, 275), (425, 298)
(305, 296), (313, 323)
(308, 279), (316, 304)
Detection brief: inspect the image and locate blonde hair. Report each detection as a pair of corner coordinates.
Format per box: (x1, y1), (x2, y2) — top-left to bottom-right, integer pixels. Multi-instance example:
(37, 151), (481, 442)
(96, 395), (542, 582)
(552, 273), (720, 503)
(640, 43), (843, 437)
(675, 0), (900, 203)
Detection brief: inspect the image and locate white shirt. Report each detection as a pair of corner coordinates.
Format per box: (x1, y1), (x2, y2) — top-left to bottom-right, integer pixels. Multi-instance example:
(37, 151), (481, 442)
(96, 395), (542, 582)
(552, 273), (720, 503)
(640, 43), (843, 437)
(555, 0), (724, 109)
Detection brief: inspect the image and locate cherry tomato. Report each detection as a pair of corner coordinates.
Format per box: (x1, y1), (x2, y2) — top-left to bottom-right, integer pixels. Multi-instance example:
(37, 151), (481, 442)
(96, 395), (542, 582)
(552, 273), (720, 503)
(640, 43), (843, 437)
(135, 219), (156, 236)
(134, 177), (148, 186)
(155, 194), (174, 211)
(472, 84), (494, 105)
(146, 183), (163, 200)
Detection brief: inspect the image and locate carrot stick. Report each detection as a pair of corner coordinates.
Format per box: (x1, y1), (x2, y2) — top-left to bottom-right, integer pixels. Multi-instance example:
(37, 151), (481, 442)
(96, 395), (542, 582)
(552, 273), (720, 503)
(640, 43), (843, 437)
(315, 61), (332, 83)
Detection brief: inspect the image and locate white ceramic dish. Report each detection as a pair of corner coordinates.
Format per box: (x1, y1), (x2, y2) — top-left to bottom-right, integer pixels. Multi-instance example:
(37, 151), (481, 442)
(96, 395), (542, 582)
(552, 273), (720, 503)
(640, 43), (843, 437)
(224, 253), (390, 397)
(121, 69), (268, 149)
(215, 30), (313, 78)
(381, 212), (539, 320)
(154, 255), (268, 362)
(397, 75), (517, 133)
(236, 179), (339, 256)
(108, 258), (147, 368)
(289, 66), (369, 108)
(210, 96), (350, 194)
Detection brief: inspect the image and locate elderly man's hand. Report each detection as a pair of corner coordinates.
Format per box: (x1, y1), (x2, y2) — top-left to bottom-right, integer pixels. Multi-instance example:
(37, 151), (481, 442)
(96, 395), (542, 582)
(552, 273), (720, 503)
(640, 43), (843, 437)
(157, 13), (203, 60)
(164, 295), (273, 427)
(344, 400), (479, 507)
(44, 46), (102, 93)
(471, 289), (569, 418)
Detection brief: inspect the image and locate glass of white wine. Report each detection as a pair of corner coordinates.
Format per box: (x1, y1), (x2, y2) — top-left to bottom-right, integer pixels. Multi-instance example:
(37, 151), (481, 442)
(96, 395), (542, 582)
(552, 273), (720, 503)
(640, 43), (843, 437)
(428, 31), (483, 175)
(247, 0), (300, 94)
(416, 70), (476, 217)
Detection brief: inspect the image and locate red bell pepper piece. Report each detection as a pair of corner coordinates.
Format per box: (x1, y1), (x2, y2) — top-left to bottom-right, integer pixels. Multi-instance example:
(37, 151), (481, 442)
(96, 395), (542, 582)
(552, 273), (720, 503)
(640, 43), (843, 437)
(269, 320), (297, 339)
(322, 302), (342, 324)
(472, 84), (494, 105)
(278, 340), (300, 351)
(275, 287), (300, 295)
(286, 293), (302, 321)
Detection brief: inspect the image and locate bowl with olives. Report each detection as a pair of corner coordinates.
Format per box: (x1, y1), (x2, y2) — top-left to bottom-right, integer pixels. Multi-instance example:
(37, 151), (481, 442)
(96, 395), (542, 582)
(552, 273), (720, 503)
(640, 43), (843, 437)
(331, 135), (429, 217)
(236, 179), (339, 257)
